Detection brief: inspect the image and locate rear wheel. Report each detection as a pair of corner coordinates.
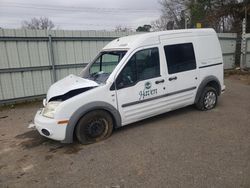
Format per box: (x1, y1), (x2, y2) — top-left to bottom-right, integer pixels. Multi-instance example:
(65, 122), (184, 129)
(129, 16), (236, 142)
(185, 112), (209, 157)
(76, 110), (113, 144)
(196, 87), (218, 111)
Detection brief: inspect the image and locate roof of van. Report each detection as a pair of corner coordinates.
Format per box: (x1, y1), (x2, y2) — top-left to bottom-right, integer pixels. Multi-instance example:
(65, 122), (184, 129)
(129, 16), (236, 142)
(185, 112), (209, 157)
(103, 28), (216, 51)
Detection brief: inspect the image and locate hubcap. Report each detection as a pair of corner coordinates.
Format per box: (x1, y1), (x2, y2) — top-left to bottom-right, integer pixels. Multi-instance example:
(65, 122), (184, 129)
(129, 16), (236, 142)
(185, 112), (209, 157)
(86, 119), (107, 138)
(204, 91), (216, 109)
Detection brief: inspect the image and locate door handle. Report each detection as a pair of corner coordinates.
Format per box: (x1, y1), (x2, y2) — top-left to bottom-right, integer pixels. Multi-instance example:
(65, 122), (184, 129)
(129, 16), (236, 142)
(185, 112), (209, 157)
(169, 76), (177, 81)
(155, 79), (165, 84)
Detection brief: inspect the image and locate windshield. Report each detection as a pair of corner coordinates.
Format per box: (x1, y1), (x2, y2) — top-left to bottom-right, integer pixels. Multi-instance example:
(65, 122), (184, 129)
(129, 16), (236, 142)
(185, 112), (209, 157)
(87, 50), (127, 84)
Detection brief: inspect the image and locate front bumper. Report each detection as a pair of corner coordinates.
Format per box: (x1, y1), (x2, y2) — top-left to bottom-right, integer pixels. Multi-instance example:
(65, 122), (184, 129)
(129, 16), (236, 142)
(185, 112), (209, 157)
(33, 110), (67, 141)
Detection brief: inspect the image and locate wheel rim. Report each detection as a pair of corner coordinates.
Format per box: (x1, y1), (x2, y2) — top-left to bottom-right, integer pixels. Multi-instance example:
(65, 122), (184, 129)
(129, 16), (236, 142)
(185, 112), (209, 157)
(204, 91), (216, 109)
(85, 118), (108, 138)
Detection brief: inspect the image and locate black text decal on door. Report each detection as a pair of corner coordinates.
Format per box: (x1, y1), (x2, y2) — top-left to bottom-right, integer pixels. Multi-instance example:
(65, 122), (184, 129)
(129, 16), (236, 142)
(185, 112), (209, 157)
(139, 81), (157, 100)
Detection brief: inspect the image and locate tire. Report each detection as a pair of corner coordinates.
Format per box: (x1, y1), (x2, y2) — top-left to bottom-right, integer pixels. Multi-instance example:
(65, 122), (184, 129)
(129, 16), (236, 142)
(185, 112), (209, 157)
(195, 86), (218, 111)
(76, 110), (113, 145)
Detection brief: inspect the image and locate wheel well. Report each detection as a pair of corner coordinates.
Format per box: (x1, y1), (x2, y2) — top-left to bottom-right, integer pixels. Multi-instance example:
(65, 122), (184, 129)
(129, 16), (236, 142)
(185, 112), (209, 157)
(72, 109), (116, 140)
(206, 81), (221, 95)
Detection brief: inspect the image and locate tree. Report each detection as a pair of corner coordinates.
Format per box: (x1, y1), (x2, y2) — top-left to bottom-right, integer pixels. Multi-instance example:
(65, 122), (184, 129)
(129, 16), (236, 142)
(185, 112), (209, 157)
(152, 0), (189, 31)
(152, 0), (250, 33)
(22, 17), (55, 30)
(187, 0), (239, 32)
(136, 24), (152, 32)
(115, 25), (133, 32)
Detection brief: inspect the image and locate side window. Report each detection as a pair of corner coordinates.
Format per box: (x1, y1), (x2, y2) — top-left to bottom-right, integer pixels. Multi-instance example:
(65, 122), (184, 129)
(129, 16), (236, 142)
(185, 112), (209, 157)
(164, 43), (196, 74)
(116, 48), (160, 89)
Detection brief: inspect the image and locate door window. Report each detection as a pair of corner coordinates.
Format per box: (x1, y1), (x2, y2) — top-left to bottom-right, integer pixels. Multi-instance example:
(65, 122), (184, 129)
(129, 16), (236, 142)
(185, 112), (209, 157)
(116, 48), (160, 89)
(164, 43), (196, 74)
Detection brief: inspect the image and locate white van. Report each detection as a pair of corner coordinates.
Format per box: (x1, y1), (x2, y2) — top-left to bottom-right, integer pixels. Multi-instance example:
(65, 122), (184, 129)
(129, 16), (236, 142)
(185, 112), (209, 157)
(32, 29), (225, 144)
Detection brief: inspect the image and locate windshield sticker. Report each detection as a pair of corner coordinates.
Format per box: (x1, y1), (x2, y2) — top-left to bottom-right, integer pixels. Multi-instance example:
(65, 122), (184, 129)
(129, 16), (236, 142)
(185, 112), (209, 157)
(139, 82), (158, 100)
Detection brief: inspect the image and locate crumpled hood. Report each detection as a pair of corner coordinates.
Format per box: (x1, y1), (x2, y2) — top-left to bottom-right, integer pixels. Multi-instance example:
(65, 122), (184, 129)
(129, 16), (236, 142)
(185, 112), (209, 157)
(46, 74), (99, 102)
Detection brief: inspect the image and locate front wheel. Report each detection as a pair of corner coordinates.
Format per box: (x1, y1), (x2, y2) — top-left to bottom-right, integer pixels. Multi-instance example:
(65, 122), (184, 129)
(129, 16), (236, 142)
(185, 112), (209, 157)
(76, 110), (113, 145)
(195, 87), (218, 111)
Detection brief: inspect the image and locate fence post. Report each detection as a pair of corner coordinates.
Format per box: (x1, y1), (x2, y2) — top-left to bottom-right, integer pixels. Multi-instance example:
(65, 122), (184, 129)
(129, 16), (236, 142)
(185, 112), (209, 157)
(48, 34), (56, 82)
(241, 18), (247, 70)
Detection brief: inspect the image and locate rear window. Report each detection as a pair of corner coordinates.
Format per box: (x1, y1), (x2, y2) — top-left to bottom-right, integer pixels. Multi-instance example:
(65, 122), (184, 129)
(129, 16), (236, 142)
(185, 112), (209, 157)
(164, 43), (196, 74)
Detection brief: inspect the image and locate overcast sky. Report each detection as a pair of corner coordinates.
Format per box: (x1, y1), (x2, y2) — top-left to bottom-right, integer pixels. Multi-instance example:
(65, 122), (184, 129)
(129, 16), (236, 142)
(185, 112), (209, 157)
(0, 0), (161, 30)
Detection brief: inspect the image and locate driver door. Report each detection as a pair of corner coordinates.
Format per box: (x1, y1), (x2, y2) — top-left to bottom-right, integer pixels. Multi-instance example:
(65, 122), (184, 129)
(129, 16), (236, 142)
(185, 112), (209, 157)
(115, 47), (167, 125)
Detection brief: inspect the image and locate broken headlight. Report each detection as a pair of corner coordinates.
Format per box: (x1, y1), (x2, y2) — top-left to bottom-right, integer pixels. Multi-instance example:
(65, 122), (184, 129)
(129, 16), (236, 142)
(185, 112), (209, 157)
(42, 101), (61, 119)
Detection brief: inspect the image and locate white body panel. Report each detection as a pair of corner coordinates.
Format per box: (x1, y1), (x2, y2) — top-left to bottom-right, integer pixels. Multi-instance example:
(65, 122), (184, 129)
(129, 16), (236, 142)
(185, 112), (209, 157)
(33, 29), (224, 142)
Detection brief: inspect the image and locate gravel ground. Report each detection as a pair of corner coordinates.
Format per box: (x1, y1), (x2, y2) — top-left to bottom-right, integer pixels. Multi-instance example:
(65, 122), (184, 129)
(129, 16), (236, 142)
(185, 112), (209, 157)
(0, 77), (250, 188)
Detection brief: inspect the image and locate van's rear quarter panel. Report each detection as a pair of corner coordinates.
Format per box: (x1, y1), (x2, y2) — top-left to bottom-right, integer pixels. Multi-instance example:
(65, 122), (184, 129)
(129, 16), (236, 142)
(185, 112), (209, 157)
(194, 34), (224, 87)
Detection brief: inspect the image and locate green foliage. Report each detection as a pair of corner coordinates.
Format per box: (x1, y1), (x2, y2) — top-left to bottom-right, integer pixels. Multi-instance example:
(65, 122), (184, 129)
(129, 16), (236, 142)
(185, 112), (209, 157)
(187, 0), (249, 32)
(189, 1), (206, 26)
(154, 0), (250, 32)
(136, 25), (152, 32)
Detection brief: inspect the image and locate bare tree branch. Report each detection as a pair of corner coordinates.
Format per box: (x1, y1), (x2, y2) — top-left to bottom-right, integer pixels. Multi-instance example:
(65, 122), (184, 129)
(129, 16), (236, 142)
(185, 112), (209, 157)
(115, 25), (133, 32)
(21, 17), (55, 30)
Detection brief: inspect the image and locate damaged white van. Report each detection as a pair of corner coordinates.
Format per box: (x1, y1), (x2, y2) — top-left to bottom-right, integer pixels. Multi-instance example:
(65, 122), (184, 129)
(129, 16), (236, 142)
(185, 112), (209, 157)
(32, 29), (225, 144)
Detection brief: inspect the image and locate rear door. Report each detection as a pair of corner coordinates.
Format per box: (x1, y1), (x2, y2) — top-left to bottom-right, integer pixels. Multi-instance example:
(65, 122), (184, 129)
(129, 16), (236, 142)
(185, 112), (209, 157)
(115, 47), (167, 125)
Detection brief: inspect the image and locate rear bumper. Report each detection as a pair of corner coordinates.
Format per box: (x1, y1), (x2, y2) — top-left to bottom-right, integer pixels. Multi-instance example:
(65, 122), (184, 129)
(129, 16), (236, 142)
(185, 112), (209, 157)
(34, 110), (67, 141)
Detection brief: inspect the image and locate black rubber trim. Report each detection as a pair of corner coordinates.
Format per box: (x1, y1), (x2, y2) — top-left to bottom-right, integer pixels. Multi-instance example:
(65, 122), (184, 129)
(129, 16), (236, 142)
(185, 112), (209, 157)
(122, 86), (197, 108)
(199, 63), (223, 69)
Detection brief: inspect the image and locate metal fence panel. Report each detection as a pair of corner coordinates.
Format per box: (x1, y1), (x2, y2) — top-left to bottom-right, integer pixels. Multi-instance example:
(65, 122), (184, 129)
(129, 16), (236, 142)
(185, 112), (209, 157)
(218, 33), (237, 70)
(0, 29), (134, 103)
(0, 29), (238, 104)
(0, 73), (14, 99)
(0, 42), (9, 68)
(245, 34), (250, 68)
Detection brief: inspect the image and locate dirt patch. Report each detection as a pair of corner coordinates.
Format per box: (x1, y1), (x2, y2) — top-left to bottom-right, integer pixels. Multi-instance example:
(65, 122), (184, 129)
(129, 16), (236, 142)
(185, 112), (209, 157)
(15, 130), (83, 154)
(47, 144), (82, 154)
(63, 144), (83, 154)
(15, 130), (41, 140)
(15, 130), (49, 149)
(18, 138), (48, 149)
(225, 70), (250, 85)
(0, 164), (7, 170)
(0, 116), (8, 119)
(44, 155), (54, 160)
(228, 74), (250, 85)
(48, 145), (64, 153)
